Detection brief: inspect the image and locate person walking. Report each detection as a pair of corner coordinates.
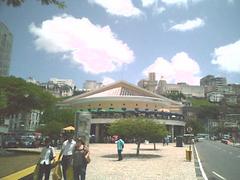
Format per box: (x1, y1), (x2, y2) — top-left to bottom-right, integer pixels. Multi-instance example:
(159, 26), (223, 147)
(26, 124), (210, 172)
(115, 136), (124, 161)
(72, 138), (89, 180)
(37, 138), (55, 180)
(165, 136), (169, 146)
(58, 133), (76, 180)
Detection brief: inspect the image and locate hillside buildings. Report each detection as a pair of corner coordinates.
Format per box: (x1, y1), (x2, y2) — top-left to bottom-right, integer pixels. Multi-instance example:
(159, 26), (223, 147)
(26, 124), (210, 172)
(83, 80), (103, 91)
(138, 72), (158, 93)
(26, 77), (76, 98)
(200, 75), (240, 104)
(0, 22), (13, 76)
(138, 73), (204, 98)
(156, 80), (204, 98)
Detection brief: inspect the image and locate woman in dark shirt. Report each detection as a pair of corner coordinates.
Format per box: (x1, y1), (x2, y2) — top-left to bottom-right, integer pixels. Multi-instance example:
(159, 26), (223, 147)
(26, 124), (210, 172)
(72, 138), (89, 180)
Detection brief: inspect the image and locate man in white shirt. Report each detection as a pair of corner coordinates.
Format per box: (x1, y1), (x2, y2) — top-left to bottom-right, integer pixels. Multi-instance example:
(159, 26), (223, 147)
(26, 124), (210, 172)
(38, 138), (55, 180)
(58, 133), (76, 180)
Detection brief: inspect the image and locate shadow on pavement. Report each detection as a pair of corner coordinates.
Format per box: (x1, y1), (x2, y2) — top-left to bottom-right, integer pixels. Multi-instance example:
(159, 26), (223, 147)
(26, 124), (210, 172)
(101, 153), (162, 159)
(133, 148), (161, 151)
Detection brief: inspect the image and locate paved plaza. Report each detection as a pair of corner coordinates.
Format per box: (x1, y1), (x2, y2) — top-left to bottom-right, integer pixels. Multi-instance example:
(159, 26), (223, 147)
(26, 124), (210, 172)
(84, 143), (197, 180)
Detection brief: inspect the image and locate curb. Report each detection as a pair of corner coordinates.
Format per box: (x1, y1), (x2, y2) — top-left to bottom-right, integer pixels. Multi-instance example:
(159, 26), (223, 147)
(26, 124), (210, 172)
(192, 144), (208, 180)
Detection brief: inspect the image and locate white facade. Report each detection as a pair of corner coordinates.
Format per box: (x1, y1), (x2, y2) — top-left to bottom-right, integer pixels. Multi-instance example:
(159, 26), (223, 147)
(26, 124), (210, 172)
(207, 92), (224, 103)
(50, 78), (75, 89)
(0, 110), (41, 133)
(40, 78), (75, 97)
(157, 80), (204, 98)
(83, 80), (103, 91)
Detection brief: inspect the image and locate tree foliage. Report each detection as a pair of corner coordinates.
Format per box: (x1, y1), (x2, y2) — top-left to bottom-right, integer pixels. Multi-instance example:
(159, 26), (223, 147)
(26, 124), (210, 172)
(37, 121), (63, 138)
(108, 118), (168, 155)
(0, 90), (7, 109)
(185, 117), (204, 136)
(40, 107), (75, 126)
(165, 91), (186, 101)
(38, 107), (75, 137)
(1, 0), (65, 8)
(0, 76), (56, 116)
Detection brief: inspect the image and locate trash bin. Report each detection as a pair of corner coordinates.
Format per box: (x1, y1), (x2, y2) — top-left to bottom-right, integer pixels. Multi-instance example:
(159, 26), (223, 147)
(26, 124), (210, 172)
(176, 136), (183, 147)
(186, 149), (192, 161)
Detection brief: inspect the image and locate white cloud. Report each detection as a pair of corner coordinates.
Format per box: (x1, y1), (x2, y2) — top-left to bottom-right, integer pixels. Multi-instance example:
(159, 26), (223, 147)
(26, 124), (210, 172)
(211, 40), (240, 73)
(161, 0), (188, 7)
(161, 0), (206, 7)
(154, 7), (166, 14)
(102, 76), (115, 85)
(141, 0), (156, 7)
(29, 14), (135, 74)
(170, 18), (205, 31)
(141, 0), (166, 15)
(143, 52), (201, 85)
(89, 0), (142, 17)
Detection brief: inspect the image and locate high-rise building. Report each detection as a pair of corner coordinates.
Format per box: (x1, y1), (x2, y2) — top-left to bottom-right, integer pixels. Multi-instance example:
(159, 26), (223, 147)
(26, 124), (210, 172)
(0, 22), (13, 76)
(200, 75), (227, 96)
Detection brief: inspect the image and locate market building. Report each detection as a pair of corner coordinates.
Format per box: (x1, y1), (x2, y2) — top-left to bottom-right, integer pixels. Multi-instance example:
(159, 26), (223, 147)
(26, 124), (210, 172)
(61, 81), (185, 142)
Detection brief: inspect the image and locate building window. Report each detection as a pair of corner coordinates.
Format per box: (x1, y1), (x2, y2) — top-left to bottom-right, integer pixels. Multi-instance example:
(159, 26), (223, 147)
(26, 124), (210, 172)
(99, 104), (101, 106)
(123, 103), (125, 106)
(110, 104), (113, 106)
(136, 104), (138, 106)
(146, 104), (148, 107)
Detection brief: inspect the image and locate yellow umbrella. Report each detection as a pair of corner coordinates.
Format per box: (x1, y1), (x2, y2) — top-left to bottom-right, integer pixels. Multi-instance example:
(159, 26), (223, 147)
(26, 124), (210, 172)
(63, 126), (75, 131)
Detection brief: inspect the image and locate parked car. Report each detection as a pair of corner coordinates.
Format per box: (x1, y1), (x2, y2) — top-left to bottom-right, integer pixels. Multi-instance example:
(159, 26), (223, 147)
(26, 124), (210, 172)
(210, 136), (218, 140)
(3, 136), (19, 148)
(221, 138), (229, 144)
(19, 136), (40, 148)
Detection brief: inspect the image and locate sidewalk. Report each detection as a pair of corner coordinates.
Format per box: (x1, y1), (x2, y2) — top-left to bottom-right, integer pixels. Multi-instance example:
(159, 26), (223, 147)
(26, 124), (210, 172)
(82, 143), (197, 180)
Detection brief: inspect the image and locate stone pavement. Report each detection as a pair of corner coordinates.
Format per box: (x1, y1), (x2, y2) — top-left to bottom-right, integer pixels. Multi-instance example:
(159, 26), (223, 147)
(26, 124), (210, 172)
(82, 143), (197, 180)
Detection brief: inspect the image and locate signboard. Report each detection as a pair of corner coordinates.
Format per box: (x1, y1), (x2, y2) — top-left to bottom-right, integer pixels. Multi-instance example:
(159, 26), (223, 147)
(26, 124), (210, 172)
(187, 127), (193, 133)
(224, 122), (238, 128)
(75, 111), (91, 145)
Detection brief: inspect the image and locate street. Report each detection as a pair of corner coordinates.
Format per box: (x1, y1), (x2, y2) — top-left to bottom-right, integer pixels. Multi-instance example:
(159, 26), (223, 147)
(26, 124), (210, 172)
(195, 139), (240, 180)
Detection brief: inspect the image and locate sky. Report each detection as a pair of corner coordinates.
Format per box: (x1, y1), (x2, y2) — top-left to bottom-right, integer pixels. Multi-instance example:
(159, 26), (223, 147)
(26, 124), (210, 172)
(0, 0), (240, 88)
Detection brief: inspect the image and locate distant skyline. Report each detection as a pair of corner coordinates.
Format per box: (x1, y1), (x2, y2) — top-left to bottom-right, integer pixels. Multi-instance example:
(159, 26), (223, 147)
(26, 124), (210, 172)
(0, 0), (240, 88)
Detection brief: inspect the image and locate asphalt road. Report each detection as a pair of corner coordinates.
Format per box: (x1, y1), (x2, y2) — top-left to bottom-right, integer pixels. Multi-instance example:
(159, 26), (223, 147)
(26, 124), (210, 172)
(195, 139), (240, 180)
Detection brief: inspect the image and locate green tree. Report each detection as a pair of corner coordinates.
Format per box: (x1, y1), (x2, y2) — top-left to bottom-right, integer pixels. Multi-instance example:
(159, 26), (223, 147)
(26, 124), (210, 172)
(38, 107), (75, 137)
(108, 118), (168, 155)
(165, 91), (186, 101)
(0, 90), (7, 109)
(0, 76), (56, 116)
(37, 121), (63, 138)
(1, 0), (65, 8)
(185, 118), (204, 136)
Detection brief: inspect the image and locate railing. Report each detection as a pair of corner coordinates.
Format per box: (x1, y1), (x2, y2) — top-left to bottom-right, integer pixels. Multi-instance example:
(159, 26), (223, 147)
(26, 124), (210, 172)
(90, 111), (185, 121)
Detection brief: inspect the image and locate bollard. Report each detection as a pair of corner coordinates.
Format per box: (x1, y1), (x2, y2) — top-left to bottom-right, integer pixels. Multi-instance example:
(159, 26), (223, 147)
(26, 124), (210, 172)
(186, 147), (192, 161)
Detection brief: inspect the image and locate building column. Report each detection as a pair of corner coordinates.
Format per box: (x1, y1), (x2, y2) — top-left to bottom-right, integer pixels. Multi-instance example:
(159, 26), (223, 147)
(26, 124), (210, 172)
(95, 124), (100, 143)
(171, 125), (174, 142)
